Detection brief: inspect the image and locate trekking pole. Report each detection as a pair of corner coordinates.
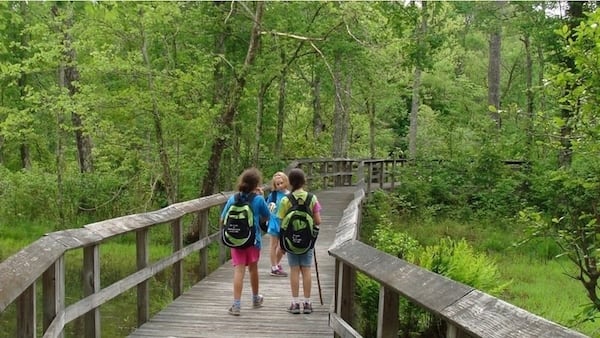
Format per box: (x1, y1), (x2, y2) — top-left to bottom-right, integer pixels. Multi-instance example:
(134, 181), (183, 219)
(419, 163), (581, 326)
(313, 248), (324, 305)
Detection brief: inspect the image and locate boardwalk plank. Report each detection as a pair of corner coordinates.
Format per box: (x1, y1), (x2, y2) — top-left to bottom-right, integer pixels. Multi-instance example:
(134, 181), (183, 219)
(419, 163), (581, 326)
(128, 188), (356, 338)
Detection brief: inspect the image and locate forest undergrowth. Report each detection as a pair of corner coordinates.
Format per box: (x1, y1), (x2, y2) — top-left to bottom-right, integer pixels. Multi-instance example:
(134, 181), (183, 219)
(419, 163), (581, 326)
(360, 189), (598, 338)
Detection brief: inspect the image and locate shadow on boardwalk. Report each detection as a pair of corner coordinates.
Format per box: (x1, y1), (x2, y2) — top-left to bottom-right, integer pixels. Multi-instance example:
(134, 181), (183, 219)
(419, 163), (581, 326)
(128, 187), (356, 338)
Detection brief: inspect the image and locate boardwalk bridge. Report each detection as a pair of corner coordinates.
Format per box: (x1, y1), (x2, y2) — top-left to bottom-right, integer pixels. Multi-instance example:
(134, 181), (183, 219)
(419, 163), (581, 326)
(0, 159), (589, 338)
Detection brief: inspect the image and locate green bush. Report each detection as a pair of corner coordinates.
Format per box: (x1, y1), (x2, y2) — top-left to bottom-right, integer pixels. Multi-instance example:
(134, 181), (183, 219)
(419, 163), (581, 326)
(413, 238), (509, 296)
(355, 215), (509, 337)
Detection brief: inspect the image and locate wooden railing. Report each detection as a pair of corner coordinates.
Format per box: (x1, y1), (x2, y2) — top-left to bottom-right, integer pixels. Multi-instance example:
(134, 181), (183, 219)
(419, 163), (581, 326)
(0, 158), (583, 338)
(327, 166), (589, 338)
(0, 158), (399, 338)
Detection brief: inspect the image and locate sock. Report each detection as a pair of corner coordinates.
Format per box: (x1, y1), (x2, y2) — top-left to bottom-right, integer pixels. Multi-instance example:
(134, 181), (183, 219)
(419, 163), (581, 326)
(304, 298), (311, 304)
(233, 299), (241, 308)
(252, 294), (261, 302)
(272, 265), (278, 271)
(292, 297), (299, 304)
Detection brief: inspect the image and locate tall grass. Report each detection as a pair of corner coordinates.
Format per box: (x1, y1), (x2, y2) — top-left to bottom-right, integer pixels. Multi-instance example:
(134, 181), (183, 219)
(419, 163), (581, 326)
(0, 221), (222, 338)
(363, 209), (598, 337)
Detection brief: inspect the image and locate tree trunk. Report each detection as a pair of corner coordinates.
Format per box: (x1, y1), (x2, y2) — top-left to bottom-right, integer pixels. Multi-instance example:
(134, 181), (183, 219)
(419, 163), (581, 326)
(276, 49), (287, 156)
(522, 34), (534, 153)
(254, 82), (269, 166)
(332, 52), (347, 158)
(212, 2), (230, 106)
(140, 9), (176, 206)
(408, 67), (421, 161)
(367, 97), (375, 159)
(487, 28), (502, 128)
(18, 2), (31, 171)
(53, 4), (94, 174)
(312, 69), (323, 139)
(200, 2), (265, 197)
(408, 1), (427, 161)
(558, 1), (584, 168)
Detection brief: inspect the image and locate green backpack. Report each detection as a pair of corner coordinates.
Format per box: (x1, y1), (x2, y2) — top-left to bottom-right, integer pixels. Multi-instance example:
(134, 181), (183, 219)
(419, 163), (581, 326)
(222, 193), (256, 248)
(280, 193), (318, 254)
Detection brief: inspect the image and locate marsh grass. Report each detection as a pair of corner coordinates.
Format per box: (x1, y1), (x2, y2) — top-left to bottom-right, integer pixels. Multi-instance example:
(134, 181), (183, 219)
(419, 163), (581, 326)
(0, 221), (223, 338)
(392, 217), (598, 337)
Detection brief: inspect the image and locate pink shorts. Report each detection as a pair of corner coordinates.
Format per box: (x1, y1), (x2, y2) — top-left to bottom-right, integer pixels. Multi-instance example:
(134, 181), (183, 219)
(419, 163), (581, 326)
(230, 246), (260, 266)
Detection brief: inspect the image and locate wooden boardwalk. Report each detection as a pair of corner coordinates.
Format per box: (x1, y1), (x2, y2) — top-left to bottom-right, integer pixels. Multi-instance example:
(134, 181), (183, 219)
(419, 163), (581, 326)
(128, 187), (356, 338)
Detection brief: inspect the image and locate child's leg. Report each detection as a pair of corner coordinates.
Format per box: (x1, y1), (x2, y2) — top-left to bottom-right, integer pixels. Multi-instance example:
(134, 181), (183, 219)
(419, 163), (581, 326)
(269, 235), (279, 267)
(289, 265), (301, 297)
(300, 266), (312, 298)
(276, 245), (285, 266)
(233, 264), (246, 299)
(248, 261), (259, 295)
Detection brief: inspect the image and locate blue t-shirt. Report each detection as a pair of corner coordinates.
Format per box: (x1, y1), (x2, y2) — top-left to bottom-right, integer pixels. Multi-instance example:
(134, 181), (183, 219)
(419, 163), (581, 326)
(220, 192), (270, 249)
(266, 190), (287, 235)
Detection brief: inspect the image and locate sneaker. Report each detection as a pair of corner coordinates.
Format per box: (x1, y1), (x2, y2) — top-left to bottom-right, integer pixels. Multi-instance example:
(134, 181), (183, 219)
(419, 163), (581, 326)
(252, 294), (264, 308)
(228, 305), (240, 316)
(303, 301), (313, 314)
(287, 302), (301, 314)
(270, 267), (288, 277)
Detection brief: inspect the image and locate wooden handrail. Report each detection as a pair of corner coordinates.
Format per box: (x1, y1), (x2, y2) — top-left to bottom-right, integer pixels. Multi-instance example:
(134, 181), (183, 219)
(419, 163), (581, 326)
(0, 158), (399, 338)
(1, 157), (559, 338)
(327, 162), (588, 338)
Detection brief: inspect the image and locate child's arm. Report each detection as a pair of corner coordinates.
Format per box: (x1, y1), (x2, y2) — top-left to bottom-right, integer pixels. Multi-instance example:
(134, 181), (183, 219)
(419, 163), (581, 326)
(312, 200), (322, 226)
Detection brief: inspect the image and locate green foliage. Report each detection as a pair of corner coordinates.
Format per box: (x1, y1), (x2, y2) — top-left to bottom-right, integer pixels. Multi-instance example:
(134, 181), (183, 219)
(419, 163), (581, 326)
(0, 166), (58, 222)
(356, 206), (509, 336)
(370, 219), (421, 259)
(415, 238), (509, 296)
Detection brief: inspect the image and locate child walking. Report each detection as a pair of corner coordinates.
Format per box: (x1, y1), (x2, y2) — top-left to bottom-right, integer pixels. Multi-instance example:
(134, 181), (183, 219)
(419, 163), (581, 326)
(220, 167), (271, 316)
(266, 171), (290, 277)
(277, 168), (322, 314)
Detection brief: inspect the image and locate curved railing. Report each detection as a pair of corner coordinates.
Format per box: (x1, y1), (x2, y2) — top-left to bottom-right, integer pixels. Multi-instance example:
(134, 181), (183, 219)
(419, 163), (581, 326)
(1, 157), (585, 338)
(0, 158), (398, 338)
(327, 163), (588, 338)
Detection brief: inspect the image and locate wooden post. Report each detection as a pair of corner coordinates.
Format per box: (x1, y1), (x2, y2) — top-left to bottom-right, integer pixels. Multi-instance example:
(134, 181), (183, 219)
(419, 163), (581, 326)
(136, 229), (150, 326)
(83, 245), (100, 338)
(378, 161), (384, 187)
(337, 262), (355, 330)
(377, 285), (399, 338)
(391, 160), (396, 190)
(16, 283), (35, 338)
(367, 162), (373, 192)
(172, 218), (183, 299)
(43, 256), (65, 338)
(446, 323), (458, 338)
(198, 210), (209, 279)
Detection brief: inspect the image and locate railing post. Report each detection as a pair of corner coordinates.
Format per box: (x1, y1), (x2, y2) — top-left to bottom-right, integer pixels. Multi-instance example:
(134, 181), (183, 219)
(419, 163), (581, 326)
(391, 160), (396, 190)
(367, 162), (373, 192)
(16, 283), (35, 338)
(321, 161), (328, 189)
(136, 229), (150, 326)
(43, 256), (65, 338)
(172, 217), (183, 299)
(199, 210), (209, 279)
(83, 245), (100, 338)
(377, 285), (399, 338)
(446, 323), (458, 338)
(336, 261), (355, 331)
(378, 161), (384, 187)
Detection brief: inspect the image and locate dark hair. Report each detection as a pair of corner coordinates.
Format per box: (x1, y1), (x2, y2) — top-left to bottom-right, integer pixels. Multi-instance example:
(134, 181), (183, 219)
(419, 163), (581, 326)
(288, 168), (306, 191)
(237, 167), (262, 193)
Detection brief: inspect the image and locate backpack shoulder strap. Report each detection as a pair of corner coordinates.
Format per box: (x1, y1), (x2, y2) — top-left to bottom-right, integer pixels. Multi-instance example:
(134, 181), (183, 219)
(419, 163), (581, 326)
(268, 190), (277, 203)
(305, 192), (314, 204)
(287, 193), (298, 206)
(237, 192), (256, 203)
